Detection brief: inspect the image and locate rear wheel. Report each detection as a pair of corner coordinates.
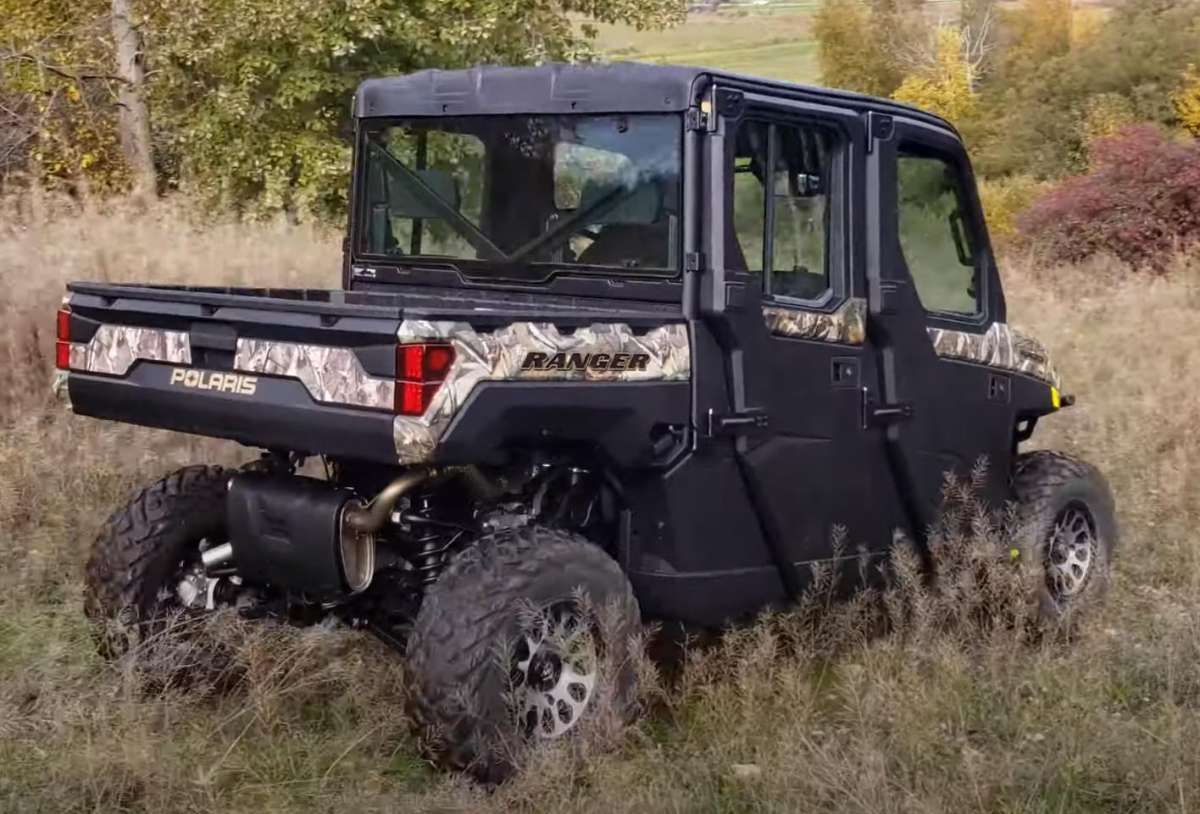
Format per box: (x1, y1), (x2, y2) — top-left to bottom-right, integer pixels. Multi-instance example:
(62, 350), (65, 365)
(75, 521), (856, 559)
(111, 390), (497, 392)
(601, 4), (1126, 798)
(1013, 451), (1118, 624)
(405, 526), (640, 783)
(84, 465), (237, 658)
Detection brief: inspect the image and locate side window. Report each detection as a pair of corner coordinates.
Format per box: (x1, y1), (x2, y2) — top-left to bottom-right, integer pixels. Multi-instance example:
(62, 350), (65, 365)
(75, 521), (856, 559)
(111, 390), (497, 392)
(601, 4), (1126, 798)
(730, 119), (835, 302)
(897, 148), (980, 315)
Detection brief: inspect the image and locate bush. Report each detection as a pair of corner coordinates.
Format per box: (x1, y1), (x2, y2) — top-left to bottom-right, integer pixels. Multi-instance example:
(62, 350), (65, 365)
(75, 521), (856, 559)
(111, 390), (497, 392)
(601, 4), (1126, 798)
(1017, 125), (1200, 268)
(977, 174), (1047, 245)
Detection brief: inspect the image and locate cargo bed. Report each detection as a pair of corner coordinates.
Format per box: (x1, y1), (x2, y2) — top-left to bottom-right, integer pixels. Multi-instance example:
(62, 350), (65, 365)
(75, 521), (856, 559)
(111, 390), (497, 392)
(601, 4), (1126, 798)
(58, 282), (690, 466)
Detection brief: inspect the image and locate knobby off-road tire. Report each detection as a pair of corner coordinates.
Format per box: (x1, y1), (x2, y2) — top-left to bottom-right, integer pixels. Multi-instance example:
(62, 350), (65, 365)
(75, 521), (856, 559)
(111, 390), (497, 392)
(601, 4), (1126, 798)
(1013, 450), (1117, 625)
(405, 526), (641, 784)
(83, 465), (231, 657)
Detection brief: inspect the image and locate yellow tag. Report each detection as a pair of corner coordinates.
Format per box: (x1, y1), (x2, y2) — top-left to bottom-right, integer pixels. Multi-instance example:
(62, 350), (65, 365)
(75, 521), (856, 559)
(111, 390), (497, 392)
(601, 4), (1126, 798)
(1010, 548), (1021, 561)
(1050, 387), (1061, 410)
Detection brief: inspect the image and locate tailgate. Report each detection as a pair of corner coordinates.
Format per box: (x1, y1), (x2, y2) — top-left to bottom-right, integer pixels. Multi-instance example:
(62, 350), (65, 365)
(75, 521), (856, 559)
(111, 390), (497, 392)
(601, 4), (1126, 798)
(61, 283), (406, 463)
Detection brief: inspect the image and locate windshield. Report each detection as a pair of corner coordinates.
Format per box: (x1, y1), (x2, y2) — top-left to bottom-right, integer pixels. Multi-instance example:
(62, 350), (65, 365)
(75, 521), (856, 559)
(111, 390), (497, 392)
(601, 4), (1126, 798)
(359, 114), (682, 279)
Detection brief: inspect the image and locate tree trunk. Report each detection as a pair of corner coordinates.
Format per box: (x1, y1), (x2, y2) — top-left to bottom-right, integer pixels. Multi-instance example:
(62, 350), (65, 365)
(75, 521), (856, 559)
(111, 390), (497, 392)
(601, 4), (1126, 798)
(111, 0), (156, 198)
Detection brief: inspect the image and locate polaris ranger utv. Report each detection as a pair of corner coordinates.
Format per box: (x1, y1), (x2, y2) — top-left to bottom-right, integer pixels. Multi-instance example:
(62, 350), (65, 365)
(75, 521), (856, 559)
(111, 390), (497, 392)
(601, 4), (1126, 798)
(56, 63), (1115, 780)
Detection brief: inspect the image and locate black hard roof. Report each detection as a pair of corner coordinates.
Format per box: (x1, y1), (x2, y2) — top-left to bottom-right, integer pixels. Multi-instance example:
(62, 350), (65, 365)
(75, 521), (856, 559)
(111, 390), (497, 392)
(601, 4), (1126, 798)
(354, 61), (956, 136)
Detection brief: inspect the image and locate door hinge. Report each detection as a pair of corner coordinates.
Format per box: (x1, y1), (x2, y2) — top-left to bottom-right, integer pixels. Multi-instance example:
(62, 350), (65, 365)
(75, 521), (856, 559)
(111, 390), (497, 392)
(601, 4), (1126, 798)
(865, 111), (895, 154)
(684, 251), (706, 273)
(685, 107), (710, 132)
(706, 407), (769, 437)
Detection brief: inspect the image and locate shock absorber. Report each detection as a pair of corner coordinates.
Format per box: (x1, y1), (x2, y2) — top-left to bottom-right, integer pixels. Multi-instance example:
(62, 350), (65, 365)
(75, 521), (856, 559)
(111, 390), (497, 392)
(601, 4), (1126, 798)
(401, 492), (472, 587)
(414, 530), (453, 586)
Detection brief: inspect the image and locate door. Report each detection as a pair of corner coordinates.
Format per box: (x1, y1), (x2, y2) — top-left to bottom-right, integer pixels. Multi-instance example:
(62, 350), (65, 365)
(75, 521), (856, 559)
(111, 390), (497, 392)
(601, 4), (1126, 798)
(713, 97), (909, 593)
(864, 114), (1015, 536)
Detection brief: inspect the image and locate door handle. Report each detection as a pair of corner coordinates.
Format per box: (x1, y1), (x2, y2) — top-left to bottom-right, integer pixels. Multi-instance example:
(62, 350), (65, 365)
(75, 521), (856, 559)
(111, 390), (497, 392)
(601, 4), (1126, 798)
(705, 407), (769, 437)
(871, 403), (914, 421)
(861, 388), (914, 428)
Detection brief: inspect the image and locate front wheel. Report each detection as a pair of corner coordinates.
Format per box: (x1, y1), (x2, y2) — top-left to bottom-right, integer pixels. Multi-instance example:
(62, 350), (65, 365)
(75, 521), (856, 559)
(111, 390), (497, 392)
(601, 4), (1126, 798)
(405, 526), (641, 783)
(1013, 450), (1118, 624)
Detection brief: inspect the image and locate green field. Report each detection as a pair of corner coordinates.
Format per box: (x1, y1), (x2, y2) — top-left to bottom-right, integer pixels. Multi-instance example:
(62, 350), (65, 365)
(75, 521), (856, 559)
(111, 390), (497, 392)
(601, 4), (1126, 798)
(591, 0), (969, 84)
(592, 7), (821, 84)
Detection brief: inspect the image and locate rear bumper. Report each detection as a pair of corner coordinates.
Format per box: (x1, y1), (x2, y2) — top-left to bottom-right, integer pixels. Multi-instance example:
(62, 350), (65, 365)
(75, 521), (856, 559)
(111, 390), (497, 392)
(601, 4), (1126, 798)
(67, 363), (399, 464)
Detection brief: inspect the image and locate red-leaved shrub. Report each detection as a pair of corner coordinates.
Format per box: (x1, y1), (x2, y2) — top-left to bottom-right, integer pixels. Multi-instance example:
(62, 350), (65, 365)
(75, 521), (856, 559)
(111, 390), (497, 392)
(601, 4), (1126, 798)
(1018, 125), (1200, 269)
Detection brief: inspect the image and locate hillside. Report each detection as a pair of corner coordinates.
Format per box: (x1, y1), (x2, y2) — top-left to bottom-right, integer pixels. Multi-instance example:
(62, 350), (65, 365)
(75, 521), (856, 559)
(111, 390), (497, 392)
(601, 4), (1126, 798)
(592, 6), (822, 82)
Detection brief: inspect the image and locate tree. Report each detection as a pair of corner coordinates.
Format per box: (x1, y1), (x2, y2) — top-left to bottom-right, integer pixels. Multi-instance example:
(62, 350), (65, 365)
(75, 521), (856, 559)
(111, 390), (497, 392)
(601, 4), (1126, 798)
(892, 0), (995, 91)
(811, 0), (903, 97)
(110, 0), (155, 197)
(142, 0), (685, 219)
(970, 0), (1200, 179)
(0, 0), (127, 191)
(893, 26), (979, 125)
(2, 0), (685, 214)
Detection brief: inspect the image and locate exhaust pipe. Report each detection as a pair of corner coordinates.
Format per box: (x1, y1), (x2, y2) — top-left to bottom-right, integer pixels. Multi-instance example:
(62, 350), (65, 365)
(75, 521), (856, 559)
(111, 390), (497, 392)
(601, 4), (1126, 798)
(201, 542), (234, 571)
(343, 468), (432, 532)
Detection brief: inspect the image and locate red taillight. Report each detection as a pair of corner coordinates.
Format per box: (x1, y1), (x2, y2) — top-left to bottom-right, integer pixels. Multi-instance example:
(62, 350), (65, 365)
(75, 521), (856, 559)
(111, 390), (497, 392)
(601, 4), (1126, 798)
(55, 308), (71, 370)
(395, 343), (455, 416)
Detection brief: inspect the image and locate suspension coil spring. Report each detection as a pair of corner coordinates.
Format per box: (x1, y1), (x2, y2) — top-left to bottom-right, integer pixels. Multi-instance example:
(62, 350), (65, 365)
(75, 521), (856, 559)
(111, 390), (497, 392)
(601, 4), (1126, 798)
(414, 532), (460, 586)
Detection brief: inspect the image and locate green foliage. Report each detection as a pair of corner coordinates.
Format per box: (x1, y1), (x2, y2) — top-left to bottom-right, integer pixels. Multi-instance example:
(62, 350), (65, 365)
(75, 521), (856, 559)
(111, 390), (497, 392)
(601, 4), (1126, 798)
(970, 0), (1200, 179)
(143, 0), (684, 219)
(1, 0), (683, 216)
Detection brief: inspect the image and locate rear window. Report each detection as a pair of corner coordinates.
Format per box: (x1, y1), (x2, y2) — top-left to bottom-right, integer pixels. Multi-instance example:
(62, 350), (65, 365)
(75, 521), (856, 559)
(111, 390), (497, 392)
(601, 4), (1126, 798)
(360, 114), (683, 280)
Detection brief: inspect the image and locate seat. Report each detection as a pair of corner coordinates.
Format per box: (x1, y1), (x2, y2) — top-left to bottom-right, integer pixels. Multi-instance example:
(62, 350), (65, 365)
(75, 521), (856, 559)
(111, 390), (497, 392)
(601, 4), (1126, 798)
(574, 180), (671, 269)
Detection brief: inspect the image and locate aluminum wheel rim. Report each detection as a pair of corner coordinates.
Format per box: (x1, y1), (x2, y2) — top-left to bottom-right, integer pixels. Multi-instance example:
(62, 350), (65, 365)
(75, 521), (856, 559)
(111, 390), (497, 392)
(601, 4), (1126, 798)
(511, 603), (598, 740)
(1045, 502), (1097, 599)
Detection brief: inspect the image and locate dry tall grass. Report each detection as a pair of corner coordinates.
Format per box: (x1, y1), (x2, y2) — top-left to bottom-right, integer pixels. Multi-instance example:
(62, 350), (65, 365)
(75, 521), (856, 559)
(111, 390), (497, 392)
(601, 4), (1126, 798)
(1, 197), (1199, 812)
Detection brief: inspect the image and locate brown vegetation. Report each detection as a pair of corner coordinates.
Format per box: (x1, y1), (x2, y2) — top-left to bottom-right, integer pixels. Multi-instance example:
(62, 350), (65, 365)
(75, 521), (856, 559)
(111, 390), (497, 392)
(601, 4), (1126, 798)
(1, 198), (1199, 812)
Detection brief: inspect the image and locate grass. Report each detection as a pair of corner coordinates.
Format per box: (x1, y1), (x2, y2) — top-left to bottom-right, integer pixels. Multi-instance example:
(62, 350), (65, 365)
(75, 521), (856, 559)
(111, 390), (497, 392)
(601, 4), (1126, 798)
(586, 0), (965, 85)
(591, 9), (821, 83)
(2, 193), (1200, 811)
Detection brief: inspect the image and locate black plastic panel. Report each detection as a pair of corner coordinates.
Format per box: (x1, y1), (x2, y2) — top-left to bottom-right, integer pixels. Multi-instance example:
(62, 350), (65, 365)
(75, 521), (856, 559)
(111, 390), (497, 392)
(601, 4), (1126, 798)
(69, 364), (400, 464)
(437, 380), (691, 468)
(630, 564), (787, 626)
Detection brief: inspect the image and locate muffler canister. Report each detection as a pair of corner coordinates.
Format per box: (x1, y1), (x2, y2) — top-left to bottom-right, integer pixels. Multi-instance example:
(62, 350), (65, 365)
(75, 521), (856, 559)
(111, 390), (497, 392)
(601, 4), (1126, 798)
(226, 473), (375, 597)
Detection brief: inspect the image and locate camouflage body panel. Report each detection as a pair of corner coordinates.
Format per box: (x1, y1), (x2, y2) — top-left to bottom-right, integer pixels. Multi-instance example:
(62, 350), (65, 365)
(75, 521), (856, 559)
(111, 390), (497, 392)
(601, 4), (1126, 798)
(69, 325), (191, 376)
(926, 323), (1061, 388)
(763, 297), (866, 345)
(233, 340), (393, 410)
(51, 370), (71, 409)
(393, 321), (691, 464)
